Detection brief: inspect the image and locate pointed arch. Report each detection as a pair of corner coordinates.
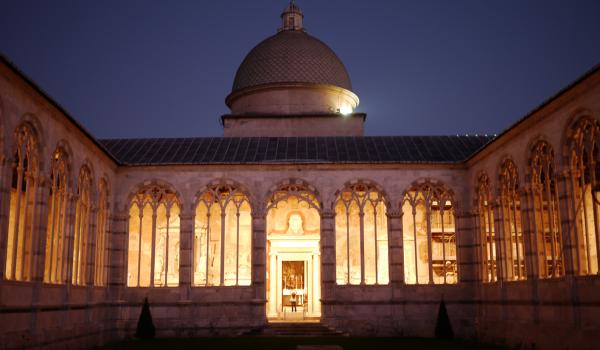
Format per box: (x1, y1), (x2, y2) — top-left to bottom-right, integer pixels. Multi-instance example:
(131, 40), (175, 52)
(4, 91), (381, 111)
(401, 179), (457, 285)
(72, 164), (93, 285)
(192, 180), (252, 287)
(334, 179), (389, 285)
(565, 114), (600, 275)
(44, 143), (71, 284)
(127, 181), (181, 287)
(498, 158), (526, 281)
(5, 121), (40, 281)
(476, 171), (498, 282)
(529, 140), (564, 278)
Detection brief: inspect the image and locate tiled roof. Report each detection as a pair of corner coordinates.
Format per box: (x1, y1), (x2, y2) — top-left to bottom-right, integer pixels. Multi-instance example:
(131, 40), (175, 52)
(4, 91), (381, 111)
(99, 136), (494, 166)
(231, 31), (352, 92)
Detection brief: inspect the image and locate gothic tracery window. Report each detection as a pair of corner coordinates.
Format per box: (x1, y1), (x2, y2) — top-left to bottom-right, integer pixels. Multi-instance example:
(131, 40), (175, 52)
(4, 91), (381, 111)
(568, 116), (600, 275)
(530, 141), (563, 278)
(477, 173), (497, 283)
(44, 146), (70, 284)
(498, 159), (526, 281)
(94, 178), (109, 286)
(72, 165), (92, 285)
(335, 182), (389, 285)
(402, 181), (458, 284)
(127, 184), (180, 287)
(5, 123), (39, 281)
(193, 183), (252, 286)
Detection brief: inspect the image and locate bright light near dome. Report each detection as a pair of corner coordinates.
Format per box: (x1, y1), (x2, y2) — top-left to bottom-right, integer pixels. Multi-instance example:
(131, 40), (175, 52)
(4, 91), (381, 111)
(339, 105), (353, 116)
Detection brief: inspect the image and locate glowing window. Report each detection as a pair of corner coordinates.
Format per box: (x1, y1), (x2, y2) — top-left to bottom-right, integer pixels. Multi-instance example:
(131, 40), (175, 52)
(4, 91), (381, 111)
(568, 117), (600, 275)
(5, 123), (38, 281)
(127, 184), (180, 287)
(403, 182), (457, 285)
(72, 165), (92, 285)
(477, 173), (497, 283)
(193, 184), (252, 286)
(530, 141), (563, 278)
(498, 159), (526, 281)
(44, 146), (70, 284)
(335, 183), (388, 285)
(94, 179), (109, 286)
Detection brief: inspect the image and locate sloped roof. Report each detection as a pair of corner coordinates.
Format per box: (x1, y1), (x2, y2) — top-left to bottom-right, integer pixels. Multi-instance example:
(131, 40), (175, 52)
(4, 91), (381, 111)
(99, 136), (493, 166)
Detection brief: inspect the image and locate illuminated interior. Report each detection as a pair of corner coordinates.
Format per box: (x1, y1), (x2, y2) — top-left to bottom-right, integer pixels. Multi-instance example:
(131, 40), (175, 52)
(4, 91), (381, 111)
(499, 159), (526, 281)
(402, 182), (457, 285)
(531, 141), (563, 278)
(44, 147), (70, 284)
(266, 184), (321, 319)
(335, 183), (388, 285)
(94, 179), (109, 286)
(72, 165), (92, 285)
(5, 123), (38, 281)
(193, 184), (252, 286)
(570, 117), (600, 275)
(127, 184), (180, 287)
(477, 173), (497, 283)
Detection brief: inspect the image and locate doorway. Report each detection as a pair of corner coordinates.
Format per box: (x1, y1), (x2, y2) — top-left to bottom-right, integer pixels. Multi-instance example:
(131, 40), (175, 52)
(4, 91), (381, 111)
(265, 190), (321, 321)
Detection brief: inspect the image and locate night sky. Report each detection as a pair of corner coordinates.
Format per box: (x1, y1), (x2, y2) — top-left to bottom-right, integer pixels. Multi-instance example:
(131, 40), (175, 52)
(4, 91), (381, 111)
(1, 0), (600, 139)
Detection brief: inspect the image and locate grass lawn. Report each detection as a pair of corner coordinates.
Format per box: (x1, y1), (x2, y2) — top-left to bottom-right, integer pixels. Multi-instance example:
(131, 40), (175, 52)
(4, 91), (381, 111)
(103, 337), (506, 350)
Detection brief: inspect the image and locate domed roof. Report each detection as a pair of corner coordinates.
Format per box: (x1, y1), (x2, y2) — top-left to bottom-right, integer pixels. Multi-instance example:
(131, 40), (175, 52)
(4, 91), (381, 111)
(231, 30), (353, 93)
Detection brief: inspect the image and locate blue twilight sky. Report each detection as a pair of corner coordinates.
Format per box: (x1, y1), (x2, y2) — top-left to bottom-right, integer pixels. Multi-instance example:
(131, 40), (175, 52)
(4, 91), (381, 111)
(1, 0), (600, 139)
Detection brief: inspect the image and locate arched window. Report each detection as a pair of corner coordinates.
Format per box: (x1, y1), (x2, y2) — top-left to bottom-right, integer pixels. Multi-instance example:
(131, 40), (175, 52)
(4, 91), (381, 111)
(477, 173), (497, 282)
(5, 123), (39, 281)
(94, 178), (109, 286)
(193, 184), (251, 286)
(568, 117), (600, 275)
(530, 141), (563, 278)
(498, 159), (526, 281)
(127, 184), (180, 287)
(44, 146), (70, 284)
(402, 181), (457, 284)
(72, 165), (92, 285)
(335, 182), (388, 285)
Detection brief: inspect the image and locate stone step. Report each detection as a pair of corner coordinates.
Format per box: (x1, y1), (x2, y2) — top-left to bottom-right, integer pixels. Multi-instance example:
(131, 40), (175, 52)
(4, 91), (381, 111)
(252, 322), (348, 337)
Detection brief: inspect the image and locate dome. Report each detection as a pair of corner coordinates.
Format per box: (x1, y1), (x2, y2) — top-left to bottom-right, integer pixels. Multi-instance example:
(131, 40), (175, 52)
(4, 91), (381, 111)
(231, 30), (353, 93)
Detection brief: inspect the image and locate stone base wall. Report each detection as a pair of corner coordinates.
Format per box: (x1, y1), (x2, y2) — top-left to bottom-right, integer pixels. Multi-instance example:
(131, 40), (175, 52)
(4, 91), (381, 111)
(322, 284), (477, 339)
(0, 284), (117, 350)
(476, 278), (600, 350)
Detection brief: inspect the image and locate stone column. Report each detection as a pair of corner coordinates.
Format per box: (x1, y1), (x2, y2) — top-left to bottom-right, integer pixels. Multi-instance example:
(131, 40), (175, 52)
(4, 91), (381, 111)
(64, 191), (77, 300)
(557, 168), (580, 327)
(251, 208), (267, 323)
(108, 208), (129, 301)
(268, 249), (277, 317)
(521, 186), (541, 280)
(387, 209), (404, 289)
(178, 210), (194, 301)
(105, 205), (128, 339)
(29, 175), (50, 337)
(85, 205), (99, 324)
(320, 209), (336, 320)
(455, 210), (479, 283)
(521, 187), (540, 325)
(558, 169), (577, 276)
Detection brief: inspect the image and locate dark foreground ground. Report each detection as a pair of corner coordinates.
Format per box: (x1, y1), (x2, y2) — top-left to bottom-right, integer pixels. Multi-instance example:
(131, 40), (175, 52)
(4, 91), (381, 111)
(103, 337), (506, 350)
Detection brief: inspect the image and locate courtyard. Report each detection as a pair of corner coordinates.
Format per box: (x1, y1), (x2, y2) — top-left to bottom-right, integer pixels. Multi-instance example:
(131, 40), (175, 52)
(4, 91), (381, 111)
(103, 337), (505, 350)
